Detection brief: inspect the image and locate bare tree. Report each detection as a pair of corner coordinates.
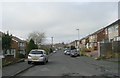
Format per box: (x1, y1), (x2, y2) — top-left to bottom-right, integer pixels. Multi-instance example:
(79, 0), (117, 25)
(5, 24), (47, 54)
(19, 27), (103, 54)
(28, 31), (46, 47)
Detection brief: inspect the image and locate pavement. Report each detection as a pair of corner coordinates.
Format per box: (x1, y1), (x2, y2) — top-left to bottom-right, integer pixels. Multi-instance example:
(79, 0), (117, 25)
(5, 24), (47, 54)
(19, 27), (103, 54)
(2, 61), (34, 77)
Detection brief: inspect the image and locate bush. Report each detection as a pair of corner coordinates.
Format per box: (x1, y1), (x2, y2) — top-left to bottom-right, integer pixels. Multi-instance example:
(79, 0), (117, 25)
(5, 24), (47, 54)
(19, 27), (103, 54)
(113, 53), (120, 58)
(80, 51), (86, 56)
(18, 53), (25, 58)
(40, 45), (52, 55)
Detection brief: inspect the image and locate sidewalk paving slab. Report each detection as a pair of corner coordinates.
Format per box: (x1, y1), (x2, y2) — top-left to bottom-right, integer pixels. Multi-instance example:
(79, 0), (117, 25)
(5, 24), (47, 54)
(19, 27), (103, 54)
(2, 61), (34, 77)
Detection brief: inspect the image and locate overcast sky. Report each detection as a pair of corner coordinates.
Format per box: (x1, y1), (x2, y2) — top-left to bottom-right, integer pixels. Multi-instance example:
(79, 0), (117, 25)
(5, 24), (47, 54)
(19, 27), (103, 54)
(0, 0), (119, 44)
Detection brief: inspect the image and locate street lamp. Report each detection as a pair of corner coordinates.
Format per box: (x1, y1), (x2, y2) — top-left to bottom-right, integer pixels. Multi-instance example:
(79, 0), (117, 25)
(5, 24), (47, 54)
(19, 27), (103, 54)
(76, 29), (80, 49)
(76, 29), (80, 40)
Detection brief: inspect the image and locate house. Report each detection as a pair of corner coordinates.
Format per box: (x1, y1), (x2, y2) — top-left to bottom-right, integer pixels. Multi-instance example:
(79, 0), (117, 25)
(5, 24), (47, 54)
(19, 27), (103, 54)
(86, 20), (120, 51)
(69, 19), (120, 57)
(11, 36), (27, 56)
(79, 38), (86, 50)
(96, 28), (108, 43)
(107, 19), (120, 42)
(88, 33), (97, 50)
(69, 40), (77, 48)
(2, 34), (27, 58)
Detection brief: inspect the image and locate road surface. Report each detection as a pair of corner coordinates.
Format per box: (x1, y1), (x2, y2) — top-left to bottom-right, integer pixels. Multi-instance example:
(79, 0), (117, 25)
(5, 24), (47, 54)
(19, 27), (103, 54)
(18, 50), (114, 76)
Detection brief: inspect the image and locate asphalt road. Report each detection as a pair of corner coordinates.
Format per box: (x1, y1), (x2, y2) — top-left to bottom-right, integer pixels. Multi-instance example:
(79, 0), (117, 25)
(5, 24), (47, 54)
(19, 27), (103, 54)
(18, 50), (108, 76)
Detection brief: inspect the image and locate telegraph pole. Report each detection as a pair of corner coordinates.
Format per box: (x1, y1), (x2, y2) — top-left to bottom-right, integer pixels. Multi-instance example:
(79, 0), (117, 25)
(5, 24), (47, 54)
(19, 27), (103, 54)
(51, 37), (53, 47)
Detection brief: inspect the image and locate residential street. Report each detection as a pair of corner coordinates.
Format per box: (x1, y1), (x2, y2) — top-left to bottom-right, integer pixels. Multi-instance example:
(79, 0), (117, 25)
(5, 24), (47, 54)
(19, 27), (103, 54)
(17, 50), (119, 76)
(1, 1), (120, 78)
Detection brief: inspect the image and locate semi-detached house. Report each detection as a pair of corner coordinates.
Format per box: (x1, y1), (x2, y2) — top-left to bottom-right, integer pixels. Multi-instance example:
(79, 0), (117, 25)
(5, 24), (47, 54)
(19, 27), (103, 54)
(10, 36), (27, 57)
(69, 19), (120, 57)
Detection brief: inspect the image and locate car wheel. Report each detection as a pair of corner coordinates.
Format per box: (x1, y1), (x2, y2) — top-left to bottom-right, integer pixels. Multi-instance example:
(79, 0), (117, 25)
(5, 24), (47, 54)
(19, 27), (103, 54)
(42, 61), (46, 65)
(28, 61), (31, 64)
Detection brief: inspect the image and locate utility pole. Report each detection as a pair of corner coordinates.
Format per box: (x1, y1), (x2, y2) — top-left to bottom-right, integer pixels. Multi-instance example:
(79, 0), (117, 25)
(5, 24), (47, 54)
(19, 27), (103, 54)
(51, 37), (53, 47)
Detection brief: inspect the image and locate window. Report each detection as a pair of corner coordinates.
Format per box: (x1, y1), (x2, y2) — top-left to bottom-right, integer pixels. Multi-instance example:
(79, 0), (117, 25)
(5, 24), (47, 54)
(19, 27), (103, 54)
(19, 42), (25, 47)
(30, 51), (43, 54)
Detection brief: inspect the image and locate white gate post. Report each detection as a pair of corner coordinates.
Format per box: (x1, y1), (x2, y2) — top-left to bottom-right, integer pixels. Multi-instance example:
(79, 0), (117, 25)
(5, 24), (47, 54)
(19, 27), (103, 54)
(98, 42), (100, 57)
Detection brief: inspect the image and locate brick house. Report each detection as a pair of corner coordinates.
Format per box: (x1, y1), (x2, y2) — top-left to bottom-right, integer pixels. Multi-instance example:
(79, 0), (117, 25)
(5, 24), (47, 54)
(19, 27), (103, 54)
(96, 28), (108, 43)
(79, 38), (86, 50)
(95, 20), (120, 56)
(88, 33), (97, 50)
(3, 35), (27, 58)
(11, 36), (27, 56)
(69, 19), (120, 57)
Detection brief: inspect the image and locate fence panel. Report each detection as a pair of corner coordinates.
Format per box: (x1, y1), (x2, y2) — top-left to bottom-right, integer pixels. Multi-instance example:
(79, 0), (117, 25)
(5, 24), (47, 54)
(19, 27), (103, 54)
(112, 41), (120, 53)
(99, 42), (112, 56)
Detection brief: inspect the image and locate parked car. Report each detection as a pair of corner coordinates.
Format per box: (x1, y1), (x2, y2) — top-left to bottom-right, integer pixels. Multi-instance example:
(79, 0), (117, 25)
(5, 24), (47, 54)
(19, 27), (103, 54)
(27, 49), (48, 64)
(64, 50), (67, 54)
(64, 50), (71, 55)
(70, 49), (80, 57)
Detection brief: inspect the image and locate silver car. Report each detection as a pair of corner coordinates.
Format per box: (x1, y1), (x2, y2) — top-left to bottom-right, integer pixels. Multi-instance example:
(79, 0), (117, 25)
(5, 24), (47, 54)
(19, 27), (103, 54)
(64, 50), (70, 55)
(70, 49), (80, 57)
(28, 49), (48, 64)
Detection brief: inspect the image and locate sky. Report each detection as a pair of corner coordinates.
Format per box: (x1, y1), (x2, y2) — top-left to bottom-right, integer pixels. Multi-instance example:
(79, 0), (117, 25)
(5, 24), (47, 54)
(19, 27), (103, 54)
(0, 0), (119, 44)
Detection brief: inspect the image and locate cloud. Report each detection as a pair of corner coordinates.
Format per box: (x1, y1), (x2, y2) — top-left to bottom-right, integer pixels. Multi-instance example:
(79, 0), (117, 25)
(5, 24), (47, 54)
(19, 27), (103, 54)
(2, 2), (118, 43)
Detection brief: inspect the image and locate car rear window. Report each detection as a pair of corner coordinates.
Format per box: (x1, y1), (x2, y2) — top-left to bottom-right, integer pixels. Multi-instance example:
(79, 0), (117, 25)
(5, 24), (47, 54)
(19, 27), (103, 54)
(30, 51), (43, 54)
(71, 50), (77, 52)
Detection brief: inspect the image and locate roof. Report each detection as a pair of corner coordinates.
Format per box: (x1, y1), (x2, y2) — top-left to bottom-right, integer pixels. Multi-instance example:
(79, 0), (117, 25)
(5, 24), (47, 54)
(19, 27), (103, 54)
(12, 36), (25, 42)
(105, 19), (120, 28)
(81, 19), (120, 40)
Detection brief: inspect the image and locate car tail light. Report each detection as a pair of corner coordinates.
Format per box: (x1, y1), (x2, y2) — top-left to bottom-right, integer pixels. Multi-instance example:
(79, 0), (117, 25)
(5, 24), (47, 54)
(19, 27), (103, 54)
(40, 55), (44, 57)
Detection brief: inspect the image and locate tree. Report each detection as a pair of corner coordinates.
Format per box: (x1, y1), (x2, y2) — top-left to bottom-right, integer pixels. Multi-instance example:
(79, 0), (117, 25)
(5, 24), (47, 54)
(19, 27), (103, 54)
(27, 39), (38, 54)
(28, 31), (46, 48)
(2, 32), (12, 54)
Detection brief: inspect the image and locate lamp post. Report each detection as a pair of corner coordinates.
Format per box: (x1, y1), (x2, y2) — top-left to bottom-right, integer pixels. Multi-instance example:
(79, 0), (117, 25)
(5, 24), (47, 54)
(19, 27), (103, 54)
(76, 29), (80, 49)
(76, 29), (80, 40)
